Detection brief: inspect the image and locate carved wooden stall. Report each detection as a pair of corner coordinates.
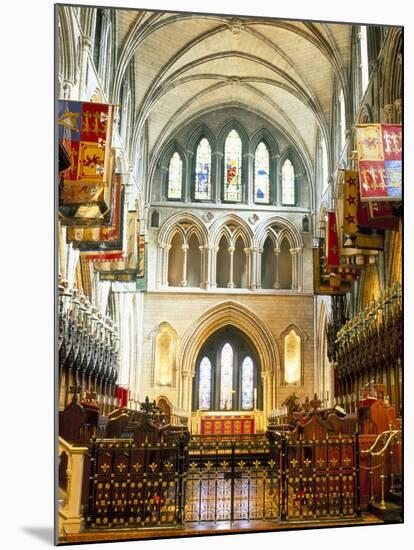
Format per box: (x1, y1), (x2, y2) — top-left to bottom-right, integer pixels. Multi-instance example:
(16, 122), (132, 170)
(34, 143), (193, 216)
(329, 283), (402, 414)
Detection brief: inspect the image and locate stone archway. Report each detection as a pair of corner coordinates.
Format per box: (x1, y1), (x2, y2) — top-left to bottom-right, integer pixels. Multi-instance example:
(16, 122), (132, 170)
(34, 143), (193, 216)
(177, 300), (280, 417)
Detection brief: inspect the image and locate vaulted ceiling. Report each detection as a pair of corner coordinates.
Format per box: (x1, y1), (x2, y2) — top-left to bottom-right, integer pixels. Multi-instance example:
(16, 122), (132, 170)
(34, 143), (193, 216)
(113, 10), (353, 174)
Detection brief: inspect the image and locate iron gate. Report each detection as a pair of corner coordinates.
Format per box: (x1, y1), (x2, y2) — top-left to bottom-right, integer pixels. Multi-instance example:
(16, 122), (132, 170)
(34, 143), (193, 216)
(86, 436), (186, 529)
(184, 435), (281, 522)
(85, 432), (360, 528)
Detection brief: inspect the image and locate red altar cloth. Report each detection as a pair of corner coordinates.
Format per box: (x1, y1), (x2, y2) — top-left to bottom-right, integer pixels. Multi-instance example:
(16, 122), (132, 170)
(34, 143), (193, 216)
(200, 415), (255, 435)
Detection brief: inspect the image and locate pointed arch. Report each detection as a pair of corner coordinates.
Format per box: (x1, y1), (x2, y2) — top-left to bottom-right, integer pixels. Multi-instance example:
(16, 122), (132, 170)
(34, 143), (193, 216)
(255, 216), (303, 250)
(177, 301), (280, 413)
(209, 213), (254, 249)
(158, 211), (208, 248)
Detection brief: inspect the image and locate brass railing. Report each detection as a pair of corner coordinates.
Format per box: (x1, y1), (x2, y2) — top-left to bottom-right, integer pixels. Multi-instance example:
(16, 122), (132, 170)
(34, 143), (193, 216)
(360, 429), (402, 510)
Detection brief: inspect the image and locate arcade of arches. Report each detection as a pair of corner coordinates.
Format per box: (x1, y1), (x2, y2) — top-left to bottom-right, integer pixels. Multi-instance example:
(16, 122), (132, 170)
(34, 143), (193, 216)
(57, 5), (403, 541)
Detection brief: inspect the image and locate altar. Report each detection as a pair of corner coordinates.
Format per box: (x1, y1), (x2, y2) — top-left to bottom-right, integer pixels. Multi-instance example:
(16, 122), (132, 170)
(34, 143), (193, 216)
(190, 410), (265, 435)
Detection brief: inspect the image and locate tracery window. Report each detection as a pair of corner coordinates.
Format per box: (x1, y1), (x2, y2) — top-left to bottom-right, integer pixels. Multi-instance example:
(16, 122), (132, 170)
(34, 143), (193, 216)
(254, 141), (270, 204)
(282, 159), (295, 205)
(199, 357), (212, 410)
(241, 356), (254, 409)
(167, 152), (183, 199)
(224, 129), (242, 202)
(192, 328), (262, 412)
(194, 138), (211, 200)
(220, 343), (234, 410)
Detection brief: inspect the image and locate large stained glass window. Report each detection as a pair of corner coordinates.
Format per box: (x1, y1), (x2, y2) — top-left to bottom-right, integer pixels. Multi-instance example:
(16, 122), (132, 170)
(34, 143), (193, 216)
(254, 141), (270, 203)
(199, 357), (212, 410)
(167, 152), (183, 199)
(194, 138), (211, 200)
(224, 129), (242, 202)
(282, 158), (295, 205)
(220, 343), (233, 409)
(241, 356), (254, 410)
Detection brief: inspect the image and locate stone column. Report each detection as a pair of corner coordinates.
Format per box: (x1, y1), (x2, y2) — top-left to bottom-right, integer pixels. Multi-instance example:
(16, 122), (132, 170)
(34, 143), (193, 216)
(78, 36), (92, 100)
(209, 245), (219, 289)
(180, 243), (189, 287)
(250, 246), (258, 290)
(159, 242), (171, 287)
(246, 153), (255, 205)
(244, 248), (252, 288)
(181, 372), (191, 412)
(290, 248), (297, 290)
(297, 247), (303, 292)
(256, 248), (263, 289)
(199, 245), (207, 289)
(227, 246), (235, 288)
(274, 154), (281, 205)
(273, 248), (280, 288)
(213, 152), (223, 202)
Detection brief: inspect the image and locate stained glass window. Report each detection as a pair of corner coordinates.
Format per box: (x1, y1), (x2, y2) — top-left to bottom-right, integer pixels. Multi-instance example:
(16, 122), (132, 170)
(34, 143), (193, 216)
(241, 356), (254, 410)
(194, 138), (211, 200)
(220, 343), (233, 409)
(282, 159), (295, 205)
(199, 357), (212, 410)
(224, 129), (242, 202)
(254, 141), (270, 203)
(167, 152), (183, 199)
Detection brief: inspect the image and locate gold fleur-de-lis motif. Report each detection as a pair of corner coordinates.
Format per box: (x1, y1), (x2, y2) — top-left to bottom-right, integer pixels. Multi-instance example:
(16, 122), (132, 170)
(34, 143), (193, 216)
(343, 456), (351, 466)
(237, 460), (246, 469)
(164, 462), (174, 471)
(330, 457), (338, 467)
(101, 463), (110, 473)
(317, 458), (325, 467)
(253, 460), (261, 469)
(303, 458), (312, 468)
(205, 461), (214, 470)
(132, 462), (142, 472)
(268, 459), (276, 469)
(290, 458), (298, 468)
(189, 461), (198, 470)
(148, 462), (158, 472)
(220, 460), (229, 469)
(116, 463), (126, 472)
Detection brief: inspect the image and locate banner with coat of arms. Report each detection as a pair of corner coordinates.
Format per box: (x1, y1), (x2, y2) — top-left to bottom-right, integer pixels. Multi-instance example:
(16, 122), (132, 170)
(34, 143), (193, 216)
(58, 100), (115, 208)
(355, 124), (402, 202)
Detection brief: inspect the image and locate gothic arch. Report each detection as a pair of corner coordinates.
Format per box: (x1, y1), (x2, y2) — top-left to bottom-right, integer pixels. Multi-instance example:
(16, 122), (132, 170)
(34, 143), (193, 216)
(209, 213), (254, 249)
(186, 123), (216, 153)
(255, 216), (303, 250)
(158, 211), (208, 247)
(177, 300), (280, 414)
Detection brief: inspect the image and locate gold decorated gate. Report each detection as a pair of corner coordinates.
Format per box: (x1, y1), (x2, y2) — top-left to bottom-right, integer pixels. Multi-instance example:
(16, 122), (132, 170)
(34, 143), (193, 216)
(184, 435), (280, 522)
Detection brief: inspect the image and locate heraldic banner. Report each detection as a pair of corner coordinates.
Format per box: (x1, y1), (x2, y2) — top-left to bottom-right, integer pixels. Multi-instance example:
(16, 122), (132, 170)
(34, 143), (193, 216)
(355, 124), (402, 202)
(58, 100), (115, 206)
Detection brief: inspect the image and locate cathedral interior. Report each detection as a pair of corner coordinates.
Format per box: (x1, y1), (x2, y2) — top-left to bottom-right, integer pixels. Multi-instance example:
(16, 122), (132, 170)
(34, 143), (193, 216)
(56, 4), (403, 544)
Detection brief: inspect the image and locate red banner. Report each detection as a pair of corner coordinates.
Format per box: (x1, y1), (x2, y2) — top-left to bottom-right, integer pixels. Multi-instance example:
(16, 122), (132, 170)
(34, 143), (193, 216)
(326, 211), (340, 270)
